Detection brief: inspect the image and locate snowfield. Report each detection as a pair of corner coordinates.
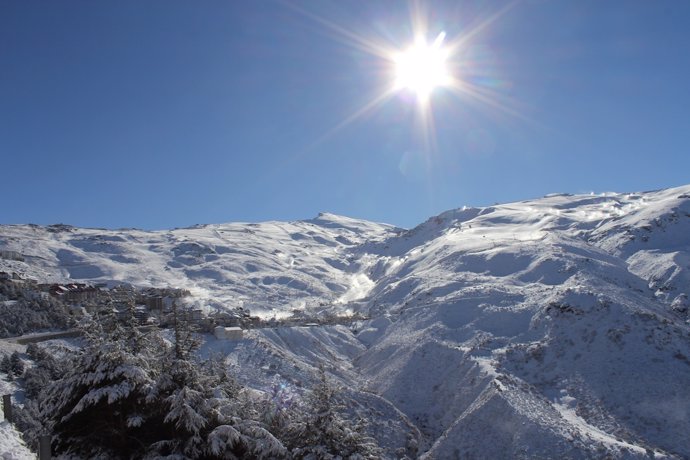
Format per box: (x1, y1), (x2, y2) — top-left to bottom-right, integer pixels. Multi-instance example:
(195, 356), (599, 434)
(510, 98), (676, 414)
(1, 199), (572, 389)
(2, 185), (690, 458)
(0, 213), (398, 318)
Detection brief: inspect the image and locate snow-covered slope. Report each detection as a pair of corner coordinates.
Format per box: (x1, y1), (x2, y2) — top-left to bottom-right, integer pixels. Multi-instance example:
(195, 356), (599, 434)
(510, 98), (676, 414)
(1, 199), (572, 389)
(0, 421), (33, 460)
(355, 186), (690, 457)
(1, 342), (34, 460)
(0, 213), (399, 317)
(2, 185), (690, 458)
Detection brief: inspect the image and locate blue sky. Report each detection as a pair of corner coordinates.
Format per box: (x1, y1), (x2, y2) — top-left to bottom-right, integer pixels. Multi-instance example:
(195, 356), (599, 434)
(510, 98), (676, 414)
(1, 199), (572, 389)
(2, 1), (690, 230)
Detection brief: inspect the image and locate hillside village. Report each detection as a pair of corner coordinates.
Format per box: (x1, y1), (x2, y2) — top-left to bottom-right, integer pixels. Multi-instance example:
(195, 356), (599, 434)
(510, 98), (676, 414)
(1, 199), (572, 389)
(0, 268), (366, 343)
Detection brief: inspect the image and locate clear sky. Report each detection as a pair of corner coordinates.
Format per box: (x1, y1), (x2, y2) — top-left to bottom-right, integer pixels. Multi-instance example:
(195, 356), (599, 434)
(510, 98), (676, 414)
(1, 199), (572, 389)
(2, 1), (690, 230)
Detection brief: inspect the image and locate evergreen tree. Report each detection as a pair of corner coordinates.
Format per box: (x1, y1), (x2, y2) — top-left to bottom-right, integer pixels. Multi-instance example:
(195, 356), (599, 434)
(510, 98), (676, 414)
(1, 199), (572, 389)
(37, 317), (157, 458)
(0, 280), (73, 338)
(258, 377), (298, 444)
(23, 305), (288, 459)
(14, 399), (46, 452)
(25, 343), (45, 361)
(24, 344), (64, 399)
(10, 351), (24, 377)
(0, 354), (10, 374)
(288, 366), (382, 460)
(146, 305), (286, 459)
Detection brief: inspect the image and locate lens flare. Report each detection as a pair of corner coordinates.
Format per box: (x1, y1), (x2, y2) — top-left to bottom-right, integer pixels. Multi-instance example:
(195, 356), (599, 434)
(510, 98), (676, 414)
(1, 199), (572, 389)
(393, 32), (451, 102)
(272, 0), (528, 181)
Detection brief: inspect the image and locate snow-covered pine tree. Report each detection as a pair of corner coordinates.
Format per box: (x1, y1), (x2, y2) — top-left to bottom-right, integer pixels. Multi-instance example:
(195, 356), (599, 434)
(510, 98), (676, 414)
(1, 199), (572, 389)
(258, 377), (298, 445)
(0, 279), (72, 338)
(148, 306), (287, 459)
(15, 343), (68, 451)
(10, 351), (24, 377)
(204, 357), (288, 459)
(0, 354), (10, 374)
(24, 344), (64, 399)
(288, 365), (382, 460)
(144, 302), (211, 457)
(23, 303), (287, 459)
(37, 316), (158, 458)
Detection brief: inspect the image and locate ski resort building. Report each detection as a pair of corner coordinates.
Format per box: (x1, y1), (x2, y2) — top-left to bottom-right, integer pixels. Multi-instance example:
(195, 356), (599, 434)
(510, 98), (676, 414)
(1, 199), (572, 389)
(213, 326), (244, 340)
(48, 283), (100, 303)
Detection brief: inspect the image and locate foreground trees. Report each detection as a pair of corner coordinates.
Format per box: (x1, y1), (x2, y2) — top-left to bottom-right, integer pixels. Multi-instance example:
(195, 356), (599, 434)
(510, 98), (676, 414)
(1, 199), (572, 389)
(288, 366), (381, 459)
(18, 310), (381, 459)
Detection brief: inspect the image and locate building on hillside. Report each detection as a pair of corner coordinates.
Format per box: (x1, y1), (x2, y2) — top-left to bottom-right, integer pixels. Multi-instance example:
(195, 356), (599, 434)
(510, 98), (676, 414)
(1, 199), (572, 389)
(112, 305), (150, 324)
(215, 312), (242, 327)
(49, 283), (99, 303)
(134, 306), (151, 323)
(145, 296), (164, 312)
(109, 285), (136, 303)
(213, 326), (244, 340)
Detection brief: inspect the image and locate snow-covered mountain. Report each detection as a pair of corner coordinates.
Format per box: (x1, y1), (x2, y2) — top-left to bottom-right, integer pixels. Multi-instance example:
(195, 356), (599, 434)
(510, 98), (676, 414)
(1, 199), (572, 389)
(0, 213), (399, 317)
(2, 185), (690, 458)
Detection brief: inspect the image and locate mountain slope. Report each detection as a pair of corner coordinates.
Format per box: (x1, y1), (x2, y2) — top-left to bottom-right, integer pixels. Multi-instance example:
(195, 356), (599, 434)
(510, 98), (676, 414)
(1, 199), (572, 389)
(353, 186), (690, 457)
(0, 213), (399, 317)
(2, 185), (690, 458)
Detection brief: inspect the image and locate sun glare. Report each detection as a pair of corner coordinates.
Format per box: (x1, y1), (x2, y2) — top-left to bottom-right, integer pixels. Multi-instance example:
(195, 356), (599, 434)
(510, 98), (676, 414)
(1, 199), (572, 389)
(283, 0), (521, 159)
(393, 32), (451, 101)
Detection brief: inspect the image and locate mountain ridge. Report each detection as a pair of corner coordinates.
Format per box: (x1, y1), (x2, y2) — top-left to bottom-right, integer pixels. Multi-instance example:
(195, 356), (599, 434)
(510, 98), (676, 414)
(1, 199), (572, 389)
(2, 185), (690, 457)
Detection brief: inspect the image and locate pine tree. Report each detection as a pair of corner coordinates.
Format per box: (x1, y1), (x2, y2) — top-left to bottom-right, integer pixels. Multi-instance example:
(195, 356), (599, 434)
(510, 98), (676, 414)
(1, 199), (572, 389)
(24, 343), (64, 399)
(14, 399), (46, 451)
(0, 354), (10, 374)
(258, 377), (298, 442)
(170, 301), (202, 361)
(25, 343), (45, 361)
(37, 317), (157, 458)
(10, 351), (24, 377)
(25, 305), (288, 459)
(288, 366), (382, 460)
(148, 306), (287, 459)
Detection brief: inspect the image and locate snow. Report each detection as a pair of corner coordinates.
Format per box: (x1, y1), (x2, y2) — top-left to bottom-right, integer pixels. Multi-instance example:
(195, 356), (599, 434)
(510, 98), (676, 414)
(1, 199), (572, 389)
(337, 273), (375, 304)
(553, 399), (649, 456)
(0, 422), (33, 460)
(3, 185), (690, 457)
(0, 344), (33, 460)
(0, 215), (398, 318)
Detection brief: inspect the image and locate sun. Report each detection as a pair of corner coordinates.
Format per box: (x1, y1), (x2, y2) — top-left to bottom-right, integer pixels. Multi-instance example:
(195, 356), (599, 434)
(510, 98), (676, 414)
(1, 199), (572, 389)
(393, 32), (451, 102)
(281, 0), (520, 156)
